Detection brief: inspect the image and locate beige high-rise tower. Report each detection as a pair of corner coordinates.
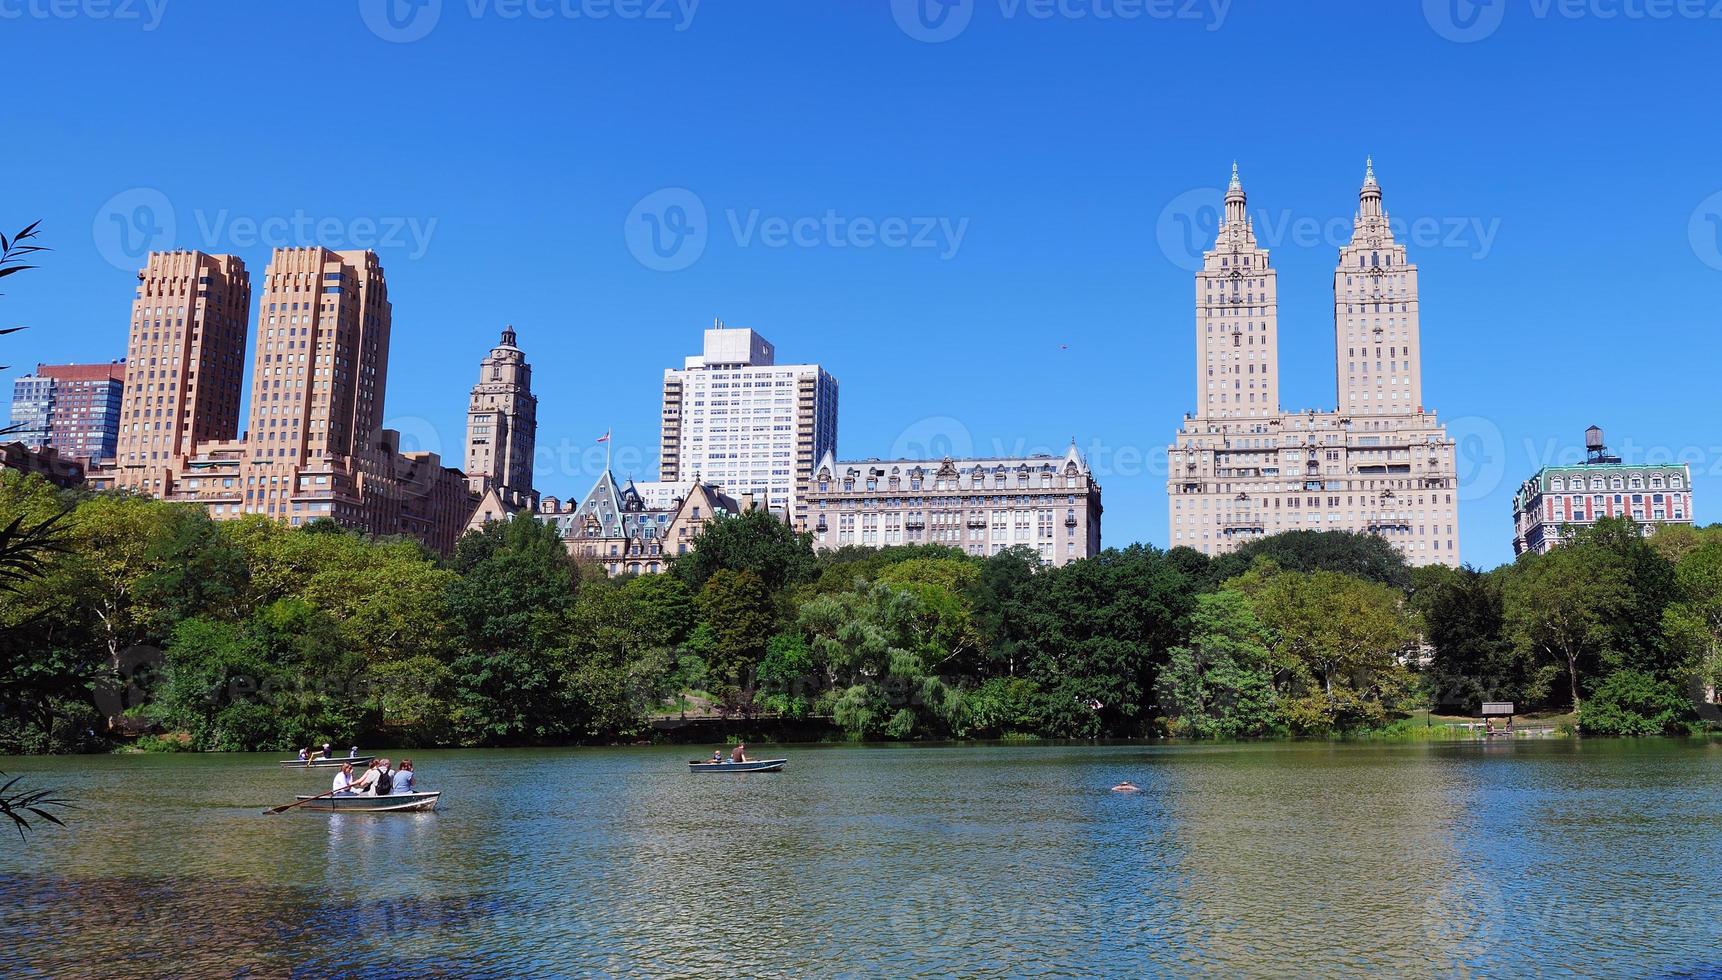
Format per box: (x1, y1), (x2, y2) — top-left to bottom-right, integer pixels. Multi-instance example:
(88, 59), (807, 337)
(240, 247), (392, 521)
(1334, 158), (1424, 415)
(1196, 164), (1281, 420)
(1168, 162), (1461, 568)
(464, 326), (537, 505)
(92, 247), (477, 555)
(113, 250), (250, 494)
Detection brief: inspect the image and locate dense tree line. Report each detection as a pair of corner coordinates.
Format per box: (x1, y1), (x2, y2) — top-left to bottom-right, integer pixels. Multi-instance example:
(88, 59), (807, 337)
(1, 470), (1718, 753)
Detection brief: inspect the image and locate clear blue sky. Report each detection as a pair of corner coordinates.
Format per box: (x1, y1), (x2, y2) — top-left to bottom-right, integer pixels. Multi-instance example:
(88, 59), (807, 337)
(5, 0), (1720, 569)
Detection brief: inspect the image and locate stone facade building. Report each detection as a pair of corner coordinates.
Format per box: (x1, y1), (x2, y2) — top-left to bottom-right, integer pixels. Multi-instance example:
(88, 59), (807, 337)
(7, 361), (126, 463)
(535, 470), (761, 576)
(1166, 163), (1461, 567)
(90, 248), (474, 555)
(804, 444), (1102, 566)
(659, 323), (837, 533)
(464, 326), (537, 508)
(1511, 427), (1694, 555)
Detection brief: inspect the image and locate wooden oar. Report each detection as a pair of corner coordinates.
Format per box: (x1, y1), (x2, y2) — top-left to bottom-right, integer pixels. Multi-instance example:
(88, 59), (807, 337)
(263, 783), (351, 815)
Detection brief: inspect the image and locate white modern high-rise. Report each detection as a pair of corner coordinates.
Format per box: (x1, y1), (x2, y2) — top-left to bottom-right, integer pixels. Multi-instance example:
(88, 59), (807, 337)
(1167, 162), (1461, 568)
(659, 322), (838, 530)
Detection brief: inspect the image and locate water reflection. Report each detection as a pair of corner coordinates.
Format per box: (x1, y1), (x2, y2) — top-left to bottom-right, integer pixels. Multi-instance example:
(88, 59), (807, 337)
(0, 741), (1718, 977)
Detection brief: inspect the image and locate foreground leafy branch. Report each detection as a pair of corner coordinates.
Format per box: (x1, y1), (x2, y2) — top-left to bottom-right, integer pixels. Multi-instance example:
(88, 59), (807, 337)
(0, 772), (72, 840)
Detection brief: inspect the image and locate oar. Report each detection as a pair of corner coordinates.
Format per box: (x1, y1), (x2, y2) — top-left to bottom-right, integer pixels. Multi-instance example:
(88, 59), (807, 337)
(263, 784), (350, 815)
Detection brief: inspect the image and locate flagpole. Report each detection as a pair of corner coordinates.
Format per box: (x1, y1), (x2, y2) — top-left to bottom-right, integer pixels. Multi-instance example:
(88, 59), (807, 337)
(604, 428), (612, 474)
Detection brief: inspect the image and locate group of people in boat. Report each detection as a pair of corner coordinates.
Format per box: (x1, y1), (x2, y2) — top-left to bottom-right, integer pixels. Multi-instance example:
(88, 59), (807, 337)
(296, 743), (362, 762)
(710, 743), (749, 764)
(331, 758), (416, 796)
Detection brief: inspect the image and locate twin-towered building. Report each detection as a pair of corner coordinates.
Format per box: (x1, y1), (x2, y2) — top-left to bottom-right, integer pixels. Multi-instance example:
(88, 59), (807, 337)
(30, 163), (1516, 568)
(1167, 162), (1461, 567)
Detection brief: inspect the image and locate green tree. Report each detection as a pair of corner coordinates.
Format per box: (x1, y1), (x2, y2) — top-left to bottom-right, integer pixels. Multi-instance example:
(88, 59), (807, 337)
(443, 515), (580, 744)
(1578, 668), (1690, 736)
(695, 568), (775, 695)
(1213, 530), (1412, 590)
(1502, 543), (1632, 713)
(1159, 590), (1281, 738)
(1236, 566), (1414, 733)
(1664, 538), (1722, 705)
(673, 508), (816, 594)
(1411, 564), (1542, 712)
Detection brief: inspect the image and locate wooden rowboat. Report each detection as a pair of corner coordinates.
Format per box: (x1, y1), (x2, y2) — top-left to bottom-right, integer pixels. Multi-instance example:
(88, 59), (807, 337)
(292, 791), (440, 812)
(278, 756), (374, 768)
(687, 759), (787, 773)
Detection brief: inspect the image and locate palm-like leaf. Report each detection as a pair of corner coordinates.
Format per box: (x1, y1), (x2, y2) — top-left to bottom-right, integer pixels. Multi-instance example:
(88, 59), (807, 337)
(0, 773), (74, 840)
(0, 511), (67, 594)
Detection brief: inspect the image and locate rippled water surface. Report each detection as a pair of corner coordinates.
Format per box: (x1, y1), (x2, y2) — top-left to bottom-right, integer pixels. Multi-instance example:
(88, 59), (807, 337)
(2, 740), (1720, 978)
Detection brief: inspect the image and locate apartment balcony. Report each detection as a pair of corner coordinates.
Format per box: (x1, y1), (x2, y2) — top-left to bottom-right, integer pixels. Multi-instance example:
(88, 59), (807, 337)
(1064, 516), (1078, 527)
(1219, 513), (1265, 533)
(966, 518), (988, 529)
(1364, 512), (1413, 531)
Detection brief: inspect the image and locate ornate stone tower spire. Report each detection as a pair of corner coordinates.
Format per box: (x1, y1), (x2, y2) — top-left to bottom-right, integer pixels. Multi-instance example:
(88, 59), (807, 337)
(1225, 161), (1248, 225)
(1193, 162), (1279, 419)
(464, 326), (538, 505)
(1334, 159), (1423, 415)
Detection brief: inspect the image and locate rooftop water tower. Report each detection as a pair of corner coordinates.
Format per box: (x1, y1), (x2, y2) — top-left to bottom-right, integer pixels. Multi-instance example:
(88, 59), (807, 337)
(1584, 425), (1621, 465)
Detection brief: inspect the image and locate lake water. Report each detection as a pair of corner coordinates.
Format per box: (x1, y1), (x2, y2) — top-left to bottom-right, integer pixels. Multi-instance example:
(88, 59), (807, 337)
(1, 740), (1719, 978)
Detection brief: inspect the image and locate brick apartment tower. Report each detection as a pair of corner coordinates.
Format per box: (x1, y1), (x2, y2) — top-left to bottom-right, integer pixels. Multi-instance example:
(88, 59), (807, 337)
(95, 247), (475, 554)
(8, 361), (127, 462)
(113, 250), (250, 493)
(241, 247), (391, 519)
